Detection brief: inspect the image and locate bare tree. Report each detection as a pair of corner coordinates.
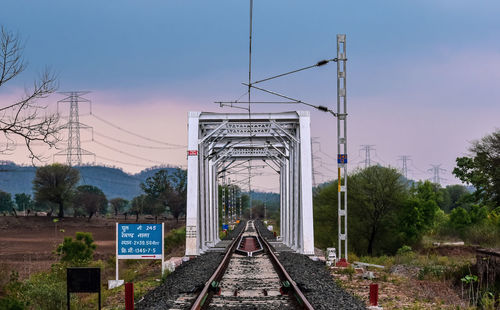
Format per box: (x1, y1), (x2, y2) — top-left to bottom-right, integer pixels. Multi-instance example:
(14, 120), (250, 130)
(0, 26), (59, 162)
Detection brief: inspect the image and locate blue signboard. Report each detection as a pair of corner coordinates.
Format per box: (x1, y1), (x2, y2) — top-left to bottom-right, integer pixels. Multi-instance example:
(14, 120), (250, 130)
(117, 223), (163, 259)
(338, 154), (348, 164)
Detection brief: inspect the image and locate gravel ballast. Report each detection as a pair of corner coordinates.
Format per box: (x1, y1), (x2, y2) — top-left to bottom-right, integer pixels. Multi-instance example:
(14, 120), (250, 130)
(255, 220), (366, 309)
(277, 252), (366, 310)
(137, 220), (365, 309)
(136, 222), (246, 310)
(136, 252), (224, 310)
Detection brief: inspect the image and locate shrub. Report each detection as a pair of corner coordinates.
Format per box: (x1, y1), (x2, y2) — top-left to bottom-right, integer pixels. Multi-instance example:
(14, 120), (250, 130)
(449, 207), (471, 232)
(464, 222), (500, 247)
(164, 227), (186, 254)
(0, 296), (25, 310)
(396, 245), (413, 256)
(19, 271), (67, 310)
(56, 232), (96, 265)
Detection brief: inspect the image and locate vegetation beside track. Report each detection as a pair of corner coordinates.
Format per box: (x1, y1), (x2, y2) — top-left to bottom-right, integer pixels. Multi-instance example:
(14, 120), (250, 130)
(0, 226), (187, 310)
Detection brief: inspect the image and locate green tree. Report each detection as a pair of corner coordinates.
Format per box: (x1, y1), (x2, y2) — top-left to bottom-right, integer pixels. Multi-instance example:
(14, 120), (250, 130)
(130, 194), (147, 222)
(14, 193), (33, 214)
(453, 129), (500, 208)
(56, 232), (96, 265)
(440, 184), (470, 212)
(449, 207), (471, 232)
(399, 181), (440, 245)
(141, 168), (187, 223)
(312, 180), (338, 250)
(348, 166), (408, 255)
(110, 197), (129, 217)
(73, 185), (108, 222)
(141, 170), (169, 222)
(32, 164), (79, 218)
(168, 169), (187, 222)
(0, 190), (14, 213)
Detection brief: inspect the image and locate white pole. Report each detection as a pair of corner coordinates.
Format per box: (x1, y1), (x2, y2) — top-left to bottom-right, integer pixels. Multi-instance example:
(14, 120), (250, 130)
(161, 223), (165, 276)
(115, 222), (119, 281)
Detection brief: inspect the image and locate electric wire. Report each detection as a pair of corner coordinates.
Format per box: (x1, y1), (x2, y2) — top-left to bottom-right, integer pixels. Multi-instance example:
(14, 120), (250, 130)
(91, 113), (185, 147)
(95, 155), (156, 168)
(92, 140), (167, 165)
(93, 131), (185, 150)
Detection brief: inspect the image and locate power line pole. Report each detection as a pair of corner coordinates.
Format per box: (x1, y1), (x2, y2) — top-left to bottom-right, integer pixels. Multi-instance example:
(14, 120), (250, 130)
(360, 145), (376, 169)
(55, 91), (95, 166)
(398, 155), (411, 179)
(428, 164), (446, 185)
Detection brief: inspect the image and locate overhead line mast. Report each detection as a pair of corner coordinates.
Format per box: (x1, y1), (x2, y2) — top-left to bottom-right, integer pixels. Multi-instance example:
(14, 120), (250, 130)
(337, 35), (348, 263)
(248, 0), (253, 219)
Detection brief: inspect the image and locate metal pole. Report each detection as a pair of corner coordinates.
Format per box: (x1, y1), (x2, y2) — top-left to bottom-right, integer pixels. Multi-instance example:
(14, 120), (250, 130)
(115, 223), (119, 281)
(161, 223), (165, 276)
(336, 34), (348, 261)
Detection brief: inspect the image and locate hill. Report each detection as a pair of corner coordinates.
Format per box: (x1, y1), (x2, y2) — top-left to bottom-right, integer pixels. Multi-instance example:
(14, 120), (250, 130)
(0, 161), (178, 201)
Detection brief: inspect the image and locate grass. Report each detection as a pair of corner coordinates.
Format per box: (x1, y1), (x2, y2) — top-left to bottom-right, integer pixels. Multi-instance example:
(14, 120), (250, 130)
(0, 226), (187, 309)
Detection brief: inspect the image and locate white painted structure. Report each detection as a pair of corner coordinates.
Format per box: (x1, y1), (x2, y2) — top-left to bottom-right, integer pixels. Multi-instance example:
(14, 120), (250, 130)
(185, 111), (315, 256)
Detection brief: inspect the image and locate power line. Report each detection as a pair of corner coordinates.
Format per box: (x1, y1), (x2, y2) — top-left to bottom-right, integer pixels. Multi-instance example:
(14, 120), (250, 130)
(95, 155), (156, 168)
(93, 131), (185, 150)
(92, 140), (167, 165)
(91, 113), (185, 147)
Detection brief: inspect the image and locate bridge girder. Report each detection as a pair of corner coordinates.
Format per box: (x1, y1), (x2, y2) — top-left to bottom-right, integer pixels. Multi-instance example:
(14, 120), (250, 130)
(185, 111), (314, 256)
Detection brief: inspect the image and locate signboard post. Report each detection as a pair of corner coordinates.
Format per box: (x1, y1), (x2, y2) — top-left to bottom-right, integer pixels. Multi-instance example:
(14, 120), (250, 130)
(109, 223), (164, 289)
(67, 267), (101, 309)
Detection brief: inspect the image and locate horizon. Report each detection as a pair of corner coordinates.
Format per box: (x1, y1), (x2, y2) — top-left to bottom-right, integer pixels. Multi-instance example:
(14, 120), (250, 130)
(1, 1), (499, 192)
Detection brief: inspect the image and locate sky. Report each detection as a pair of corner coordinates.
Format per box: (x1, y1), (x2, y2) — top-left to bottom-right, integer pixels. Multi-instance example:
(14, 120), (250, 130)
(1, 0), (499, 192)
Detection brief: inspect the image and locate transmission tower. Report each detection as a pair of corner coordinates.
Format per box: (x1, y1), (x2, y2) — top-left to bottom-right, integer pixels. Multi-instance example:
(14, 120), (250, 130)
(428, 164), (447, 185)
(359, 145), (376, 168)
(398, 155), (411, 179)
(311, 137), (321, 186)
(54, 91), (95, 166)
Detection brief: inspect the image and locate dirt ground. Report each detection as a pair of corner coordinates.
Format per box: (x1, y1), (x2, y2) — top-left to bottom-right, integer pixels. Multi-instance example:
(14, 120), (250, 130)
(0, 215), (184, 282)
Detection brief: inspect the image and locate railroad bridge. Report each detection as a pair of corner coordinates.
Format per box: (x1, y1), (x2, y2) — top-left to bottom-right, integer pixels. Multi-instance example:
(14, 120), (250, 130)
(185, 111), (315, 256)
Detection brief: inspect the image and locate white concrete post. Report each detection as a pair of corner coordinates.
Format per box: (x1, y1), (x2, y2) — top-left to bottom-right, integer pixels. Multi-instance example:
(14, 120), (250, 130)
(298, 111), (315, 255)
(185, 112), (201, 256)
(286, 152), (292, 247)
(280, 165), (284, 239)
(293, 143), (300, 250)
(205, 158), (212, 247)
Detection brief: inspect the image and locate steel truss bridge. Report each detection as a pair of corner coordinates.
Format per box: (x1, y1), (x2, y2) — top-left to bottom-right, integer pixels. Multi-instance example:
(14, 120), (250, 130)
(185, 111), (315, 256)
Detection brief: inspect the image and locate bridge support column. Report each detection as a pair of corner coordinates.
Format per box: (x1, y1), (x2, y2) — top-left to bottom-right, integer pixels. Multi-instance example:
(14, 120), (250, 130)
(298, 111), (314, 255)
(186, 112), (201, 256)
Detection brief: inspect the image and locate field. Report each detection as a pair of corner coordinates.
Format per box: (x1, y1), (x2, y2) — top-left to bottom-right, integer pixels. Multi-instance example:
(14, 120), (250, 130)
(0, 216), (184, 283)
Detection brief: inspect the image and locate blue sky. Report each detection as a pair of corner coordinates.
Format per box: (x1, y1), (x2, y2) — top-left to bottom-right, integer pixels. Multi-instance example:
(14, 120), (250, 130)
(1, 1), (499, 189)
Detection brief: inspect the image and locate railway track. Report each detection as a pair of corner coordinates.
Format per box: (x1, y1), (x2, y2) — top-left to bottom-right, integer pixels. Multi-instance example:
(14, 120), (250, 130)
(191, 220), (313, 310)
(137, 220), (366, 310)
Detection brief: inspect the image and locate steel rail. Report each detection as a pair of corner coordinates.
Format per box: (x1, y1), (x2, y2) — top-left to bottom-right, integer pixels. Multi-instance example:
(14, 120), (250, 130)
(190, 221), (314, 310)
(256, 225), (315, 310)
(190, 226), (245, 310)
